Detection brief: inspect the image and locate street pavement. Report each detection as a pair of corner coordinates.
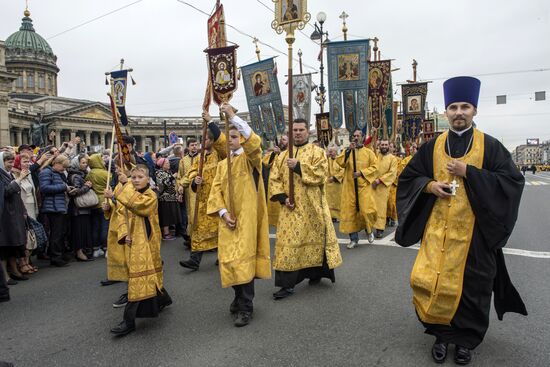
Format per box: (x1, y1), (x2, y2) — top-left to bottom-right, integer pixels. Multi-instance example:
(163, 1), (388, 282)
(1, 176), (549, 366)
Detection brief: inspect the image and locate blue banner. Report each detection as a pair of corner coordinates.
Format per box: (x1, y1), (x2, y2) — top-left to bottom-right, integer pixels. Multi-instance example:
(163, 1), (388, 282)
(110, 70), (129, 126)
(241, 58), (285, 141)
(326, 39), (370, 133)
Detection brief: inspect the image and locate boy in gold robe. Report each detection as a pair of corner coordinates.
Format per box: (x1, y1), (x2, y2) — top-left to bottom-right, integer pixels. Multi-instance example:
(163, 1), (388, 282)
(207, 103), (271, 326)
(269, 119), (342, 299)
(179, 113), (226, 271)
(104, 165), (172, 336)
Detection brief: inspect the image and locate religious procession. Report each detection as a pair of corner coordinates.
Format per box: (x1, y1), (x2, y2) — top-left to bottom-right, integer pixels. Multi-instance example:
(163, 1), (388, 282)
(1, 1), (548, 366)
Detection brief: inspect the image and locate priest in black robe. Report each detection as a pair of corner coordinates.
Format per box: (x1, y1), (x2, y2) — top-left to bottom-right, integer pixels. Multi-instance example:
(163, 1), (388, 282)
(396, 76), (527, 365)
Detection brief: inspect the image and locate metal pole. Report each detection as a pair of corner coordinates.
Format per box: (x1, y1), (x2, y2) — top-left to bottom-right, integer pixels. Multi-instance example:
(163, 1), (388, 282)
(163, 119), (167, 148)
(287, 31), (295, 205)
(319, 22), (325, 114)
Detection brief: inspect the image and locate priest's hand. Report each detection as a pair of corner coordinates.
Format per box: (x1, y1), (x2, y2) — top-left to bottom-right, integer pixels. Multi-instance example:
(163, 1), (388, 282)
(222, 212), (236, 230)
(273, 146), (281, 154)
(371, 178), (381, 188)
(447, 160), (467, 178)
(328, 177), (335, 183)
(349, 141), (357, 150)
(287, 158), (298, 169)
(353, 171), (362, 179)
(429, 181), (452, 199)
(194, 176), (203, 185)
(178, 186), (184, 194)
(285, 198), (295, 210)
(104, 187), (114, 199)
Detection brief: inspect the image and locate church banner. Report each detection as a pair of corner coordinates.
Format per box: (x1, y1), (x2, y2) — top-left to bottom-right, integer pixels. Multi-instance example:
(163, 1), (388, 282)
(315, 112), (332, 147)
(208, 3), (227, 48)
(206, 45), (239, 105)
(292, 73), (312, 123)
(110, 70), (129, 126)
(241, 57), (284, 141)
(401, 82), (428, 140)
(368, 60), (392, 137)
(326, 39), (370, 133)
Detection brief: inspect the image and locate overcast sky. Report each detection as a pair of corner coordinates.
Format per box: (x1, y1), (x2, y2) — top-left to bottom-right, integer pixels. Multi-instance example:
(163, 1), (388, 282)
(1, 0), (549, 150)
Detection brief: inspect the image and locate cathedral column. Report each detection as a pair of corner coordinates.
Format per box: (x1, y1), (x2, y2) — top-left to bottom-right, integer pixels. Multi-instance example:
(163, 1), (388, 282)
(34, 70), (39, 94)
(139, 136), (145, 152)
(55, 130), (61, 147)
(15, 129), (22, 146)
(85, 131), (91, 148)
(70, 131), (76, 142)
(100, 132), (106, 148)
(22, 70), (27, 93)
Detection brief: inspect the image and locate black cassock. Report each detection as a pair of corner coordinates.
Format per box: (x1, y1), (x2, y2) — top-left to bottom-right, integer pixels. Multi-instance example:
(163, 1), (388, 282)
(396, 127), (527, 349)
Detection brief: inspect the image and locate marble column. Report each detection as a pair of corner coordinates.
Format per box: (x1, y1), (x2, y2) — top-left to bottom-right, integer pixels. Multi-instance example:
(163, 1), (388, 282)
(85, 131), (91, 148)
(55, 130), (61, 147)
(15, 129), (22, 146)
(100, 132), (106, 148)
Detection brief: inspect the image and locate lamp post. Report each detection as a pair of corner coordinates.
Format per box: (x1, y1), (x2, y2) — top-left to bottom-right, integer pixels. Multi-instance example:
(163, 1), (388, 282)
(310, 11), (328, 113)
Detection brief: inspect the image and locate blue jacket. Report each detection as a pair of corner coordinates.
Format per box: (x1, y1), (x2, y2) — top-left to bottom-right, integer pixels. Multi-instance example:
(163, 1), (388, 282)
(39, 166), (68, 214)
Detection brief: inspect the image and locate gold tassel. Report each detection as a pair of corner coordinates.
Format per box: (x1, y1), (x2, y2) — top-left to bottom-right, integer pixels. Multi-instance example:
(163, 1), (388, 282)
(131, 75), (136, 85)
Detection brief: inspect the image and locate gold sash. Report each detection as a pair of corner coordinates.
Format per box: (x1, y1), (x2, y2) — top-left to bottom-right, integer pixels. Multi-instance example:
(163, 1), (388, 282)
(410, 129), (484, 325)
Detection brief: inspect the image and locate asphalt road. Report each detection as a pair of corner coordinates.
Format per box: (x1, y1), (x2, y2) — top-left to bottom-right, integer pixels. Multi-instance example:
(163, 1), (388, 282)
(1, 174), (549, 366)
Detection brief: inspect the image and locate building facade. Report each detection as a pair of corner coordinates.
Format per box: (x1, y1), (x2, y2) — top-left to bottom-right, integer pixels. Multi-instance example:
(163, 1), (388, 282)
(0, 9), (249, 151)
(514, 143), (543, 165)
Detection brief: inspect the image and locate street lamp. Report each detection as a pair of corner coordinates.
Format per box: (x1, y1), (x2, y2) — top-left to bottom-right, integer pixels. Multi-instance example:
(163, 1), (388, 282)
(310, 11), (329, 113)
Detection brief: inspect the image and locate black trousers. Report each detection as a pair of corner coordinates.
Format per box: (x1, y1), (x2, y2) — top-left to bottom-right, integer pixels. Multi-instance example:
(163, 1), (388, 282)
(0, 261), (9, 301)
(189, 251), (203, 265)
(123, 289), (172, 326)
(47, 213), (68, 262)
(232, 280), (255, 313)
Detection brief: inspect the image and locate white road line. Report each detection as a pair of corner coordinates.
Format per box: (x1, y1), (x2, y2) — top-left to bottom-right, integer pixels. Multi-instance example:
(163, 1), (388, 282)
(268, 234), (550, 259)
(525, 182), (531, 186)
(531, 181), (541, 186)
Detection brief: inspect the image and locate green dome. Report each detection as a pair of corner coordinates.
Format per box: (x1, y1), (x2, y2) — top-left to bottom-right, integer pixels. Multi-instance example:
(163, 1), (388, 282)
(5, 11), (54, 55)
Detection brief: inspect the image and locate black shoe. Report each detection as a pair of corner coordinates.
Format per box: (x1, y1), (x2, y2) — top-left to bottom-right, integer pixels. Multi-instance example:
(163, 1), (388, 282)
(431, 340), (448, 364)
(113, 293), (128, 308)
(309, 278), (321, 285)
(76, 256), (94, 262)
(234, 312), (252, 327)
(62, 253), (73, 262)
(230, 298), (238, 314)
(375, 230), (384, 239)
(0, 295), (10, 302)
(454, 345), (472, 365)
(100, 279), (121, 286)
(179, 260), (199, 271)
(110, 320), (135, 336)
(7, 279), (18, 286)
(273, 287), (294, 300)
(8, 272), (29, 281)
(50, 260), (69, 268)
(159, 298), (173, 312)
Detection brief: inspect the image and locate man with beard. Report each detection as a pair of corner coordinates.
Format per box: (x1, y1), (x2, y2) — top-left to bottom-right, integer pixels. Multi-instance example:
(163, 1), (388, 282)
(371, 139), (398, 238)
(396, 76), (527, 365)
(336, 130), (378, 248)
(177, 138), (200, 247)
(262, 135), (288, 227)
(269, 119), (342, 299)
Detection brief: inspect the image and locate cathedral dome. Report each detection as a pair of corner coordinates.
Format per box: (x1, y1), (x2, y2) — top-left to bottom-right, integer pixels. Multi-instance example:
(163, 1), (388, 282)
(5, 10), (54, 56)
(4, 9), (59, 97)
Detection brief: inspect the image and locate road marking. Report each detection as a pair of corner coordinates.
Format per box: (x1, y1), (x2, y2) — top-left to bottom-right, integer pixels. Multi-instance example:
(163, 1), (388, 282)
(525, 182), (531, 186)
(268, 234), (550, 259)
(531, 181), (540, 186)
